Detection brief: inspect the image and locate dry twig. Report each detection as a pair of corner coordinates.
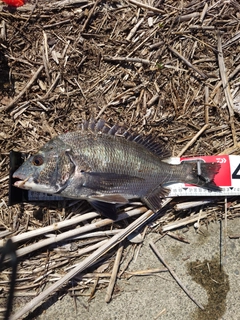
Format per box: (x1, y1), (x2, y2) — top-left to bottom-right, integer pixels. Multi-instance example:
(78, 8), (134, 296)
(105, 242), (124, 302)
(168, 46), (208, 79)
(103, 56), (152, 65)
(177, 123), (209, 157)
(217, 31), (237, 147)
(2, 66), (44, 112)
(128, 0), (164, 14)
(149, 241), (204, 310)
(9, 207), (147, 260)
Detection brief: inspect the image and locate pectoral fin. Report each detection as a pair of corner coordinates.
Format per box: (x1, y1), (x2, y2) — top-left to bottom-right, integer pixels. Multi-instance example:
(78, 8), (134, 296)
(142, 185), (170, 213)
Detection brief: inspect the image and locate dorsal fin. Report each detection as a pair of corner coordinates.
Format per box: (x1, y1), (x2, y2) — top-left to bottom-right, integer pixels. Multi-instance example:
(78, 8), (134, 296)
(80, 119), (171, 159)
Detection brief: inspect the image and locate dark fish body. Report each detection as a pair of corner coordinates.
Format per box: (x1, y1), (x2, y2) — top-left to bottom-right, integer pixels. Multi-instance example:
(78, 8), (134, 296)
(13, 119), (221, 219)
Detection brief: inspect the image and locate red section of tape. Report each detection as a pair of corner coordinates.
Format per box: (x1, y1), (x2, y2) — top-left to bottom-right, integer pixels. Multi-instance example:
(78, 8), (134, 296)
(2, 0), (25, 6)
(180, 155), (231, 187)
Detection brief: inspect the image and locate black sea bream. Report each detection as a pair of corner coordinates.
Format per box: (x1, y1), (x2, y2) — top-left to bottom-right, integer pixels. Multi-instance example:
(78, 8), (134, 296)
(13, 119), (221, 219)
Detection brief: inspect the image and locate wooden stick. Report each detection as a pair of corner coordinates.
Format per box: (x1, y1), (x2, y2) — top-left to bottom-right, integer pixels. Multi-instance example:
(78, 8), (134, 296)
(204, 85), (209, 124)
(41, 72), (61, 100)
(149, 241), (204, 310)
(66, 229), (122, 240)
(128, 0), (164, 14)
(153, 308), (166, 319)
(105, 242), (124, 302)
(42, 31), (50, 84)
(168, 46), (208, 79)
(217, 32), (234, 117)
(81, 0), (100, 32)
(222, 31), (240, 49)
(10, 212), (100, 244)
(199, 2), (208, 23)
(189, 25), (215, 31)
(217, 31), (237, 147)
(210, 63), (240, 100)
(162, 212), (208, 232)
(9, 208), (147, 260)
(174, 200), (212, 211)
(126, 17), (144, 41)
(88, 276), (99, 301)
(124, 268), (168, 279)
(176, 12), (200, 23)
(0, 20), (6, 41)
(97, 84), (144, 118)
(177, 123), (209, 157)
(103, 56), (151, 65)
(10, 210), (153, 320)
(2, 65), (44, 112)
(127, 26), (158, 57)
(63, 240), (110, 272)
(52, 0), (90, 8)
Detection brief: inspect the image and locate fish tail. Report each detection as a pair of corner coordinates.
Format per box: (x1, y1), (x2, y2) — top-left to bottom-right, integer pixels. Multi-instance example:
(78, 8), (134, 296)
(183, 160), (221, 190)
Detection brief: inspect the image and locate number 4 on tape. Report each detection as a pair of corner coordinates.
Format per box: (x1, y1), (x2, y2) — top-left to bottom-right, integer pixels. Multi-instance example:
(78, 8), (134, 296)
(232, 163), (240, 179)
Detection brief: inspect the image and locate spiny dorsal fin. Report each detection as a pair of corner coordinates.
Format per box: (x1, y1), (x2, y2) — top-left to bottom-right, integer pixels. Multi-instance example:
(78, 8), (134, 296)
(80, 119), (171, 159)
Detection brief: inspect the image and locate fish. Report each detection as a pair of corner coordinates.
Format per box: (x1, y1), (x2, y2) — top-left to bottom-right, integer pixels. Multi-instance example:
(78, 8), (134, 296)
(13, 119), (221, 220)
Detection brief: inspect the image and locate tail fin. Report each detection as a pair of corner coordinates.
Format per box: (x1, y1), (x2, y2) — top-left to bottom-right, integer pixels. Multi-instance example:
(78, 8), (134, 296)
(183, 160), (221, 191)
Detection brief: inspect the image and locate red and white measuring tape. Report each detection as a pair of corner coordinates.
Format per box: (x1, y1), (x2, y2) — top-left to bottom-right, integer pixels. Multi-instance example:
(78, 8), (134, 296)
(168, 155), (240, 197)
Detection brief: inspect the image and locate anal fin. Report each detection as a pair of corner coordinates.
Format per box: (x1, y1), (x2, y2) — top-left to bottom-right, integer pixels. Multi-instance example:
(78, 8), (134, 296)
(88, 194), (129, 220)
(142, 186), (170, 213)
(88, 200), (119, 220)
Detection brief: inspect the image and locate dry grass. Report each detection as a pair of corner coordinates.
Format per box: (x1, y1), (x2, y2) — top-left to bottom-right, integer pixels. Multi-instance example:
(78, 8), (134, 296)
(0, 0), (240, 318)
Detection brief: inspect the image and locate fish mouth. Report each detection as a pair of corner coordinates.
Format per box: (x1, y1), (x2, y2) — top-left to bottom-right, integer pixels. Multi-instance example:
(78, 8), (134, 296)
(13, 177), (31, 189)
(13, 175), (58, 194)
(12, 170), (33, 190)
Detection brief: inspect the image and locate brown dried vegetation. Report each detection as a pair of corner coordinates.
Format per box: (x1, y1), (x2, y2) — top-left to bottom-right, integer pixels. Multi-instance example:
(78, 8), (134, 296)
(0, 0), (240, 318)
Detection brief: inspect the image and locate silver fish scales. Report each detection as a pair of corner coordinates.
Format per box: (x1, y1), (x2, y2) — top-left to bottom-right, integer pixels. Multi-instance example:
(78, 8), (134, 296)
(13, 119), (221, 219)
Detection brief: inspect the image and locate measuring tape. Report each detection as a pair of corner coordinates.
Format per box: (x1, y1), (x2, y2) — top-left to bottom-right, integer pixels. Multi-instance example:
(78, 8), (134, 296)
(168, 155), (240, 197)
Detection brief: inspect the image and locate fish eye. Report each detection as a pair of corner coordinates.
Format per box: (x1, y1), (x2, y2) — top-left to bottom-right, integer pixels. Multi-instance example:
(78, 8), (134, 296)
(32, 155), (44, 166)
